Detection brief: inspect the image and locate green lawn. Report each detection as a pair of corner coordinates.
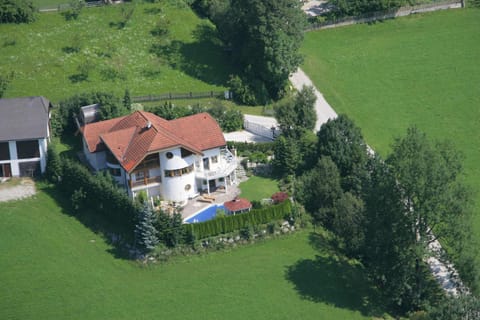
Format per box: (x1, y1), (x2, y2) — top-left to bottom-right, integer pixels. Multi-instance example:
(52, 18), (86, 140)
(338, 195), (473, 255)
(0, 185), (382, 319)
(239, 176), (280, 201)
(0, 2), (234, 102)
(301, 8), (480, 240)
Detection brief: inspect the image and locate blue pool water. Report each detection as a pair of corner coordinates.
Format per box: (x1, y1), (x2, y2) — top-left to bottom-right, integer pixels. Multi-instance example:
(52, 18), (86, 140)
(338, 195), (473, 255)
(184, 204), (226, 223)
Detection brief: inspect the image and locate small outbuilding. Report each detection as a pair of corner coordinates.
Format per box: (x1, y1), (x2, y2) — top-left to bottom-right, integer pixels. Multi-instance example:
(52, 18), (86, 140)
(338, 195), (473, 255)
(224, 197), (252, 215)
(0, 96), (52, 177)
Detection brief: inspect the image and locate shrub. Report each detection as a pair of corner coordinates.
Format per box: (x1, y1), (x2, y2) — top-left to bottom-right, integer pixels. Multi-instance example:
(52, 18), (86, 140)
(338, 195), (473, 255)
(227, 75), (258, 106)
(0, 0), (35, 24)
(239, 224), (252, 240)
(45, 144), (63, 183)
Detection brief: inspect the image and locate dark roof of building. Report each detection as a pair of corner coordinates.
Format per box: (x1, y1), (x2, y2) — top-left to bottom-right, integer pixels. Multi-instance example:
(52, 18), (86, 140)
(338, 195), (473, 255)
(224, 198), (252, 213)
(82, 111), (226, 172)
(0, 97), (51, 142)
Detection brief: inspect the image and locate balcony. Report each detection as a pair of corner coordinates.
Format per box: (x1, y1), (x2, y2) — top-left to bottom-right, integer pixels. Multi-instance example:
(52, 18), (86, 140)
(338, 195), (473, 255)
(130, 176), (162, 189)
(196, 150), (237, 180)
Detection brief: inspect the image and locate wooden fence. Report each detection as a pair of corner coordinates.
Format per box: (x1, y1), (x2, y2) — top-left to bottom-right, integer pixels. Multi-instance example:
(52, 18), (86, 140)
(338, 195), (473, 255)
(38, 1), (105, 12)
(132, 90), (230, 103)
(306, 0), (463, 31)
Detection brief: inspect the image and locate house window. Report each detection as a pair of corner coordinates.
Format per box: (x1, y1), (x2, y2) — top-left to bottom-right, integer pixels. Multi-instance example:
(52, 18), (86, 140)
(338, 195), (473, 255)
(166, 152), (173, 159)
(164, 164), (194, 178)
(211, 156), (218, 164)
(181, 148), (193, 158)
(0, 142), (9, 161)
(109, 167), (121, 177)
(16, 140), (40, 159)
(135, 171), (149, 181)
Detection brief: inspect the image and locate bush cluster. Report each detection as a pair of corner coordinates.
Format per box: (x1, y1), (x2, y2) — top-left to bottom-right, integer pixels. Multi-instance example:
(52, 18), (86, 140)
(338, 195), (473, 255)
(227, 141), (274, 155)
(186, 200), (292, 239)
(0, 0), (36, 24)
(146, 101), (243, 132)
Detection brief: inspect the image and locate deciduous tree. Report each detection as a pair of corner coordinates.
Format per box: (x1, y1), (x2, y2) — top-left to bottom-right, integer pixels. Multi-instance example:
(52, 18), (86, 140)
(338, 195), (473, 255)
(222, 0), (306, 101)
(275, 85), (317, 138)
(317, 114), (368, 195)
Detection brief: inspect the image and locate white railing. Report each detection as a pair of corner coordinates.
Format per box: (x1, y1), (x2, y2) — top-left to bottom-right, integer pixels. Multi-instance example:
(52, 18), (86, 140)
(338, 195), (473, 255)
(196, 149), (237, 180)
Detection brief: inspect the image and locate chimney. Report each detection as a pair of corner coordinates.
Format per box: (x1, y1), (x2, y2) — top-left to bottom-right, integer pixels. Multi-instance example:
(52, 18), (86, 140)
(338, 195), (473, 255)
(146, 121), (152, 129)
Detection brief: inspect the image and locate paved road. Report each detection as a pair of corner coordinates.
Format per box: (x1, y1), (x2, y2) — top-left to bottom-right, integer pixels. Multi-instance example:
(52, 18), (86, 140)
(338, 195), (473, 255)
(289, 68), (338, 131)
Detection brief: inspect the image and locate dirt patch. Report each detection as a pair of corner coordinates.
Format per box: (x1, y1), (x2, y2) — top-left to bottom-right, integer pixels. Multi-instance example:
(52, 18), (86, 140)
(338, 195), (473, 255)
(0, 178), (36, 202)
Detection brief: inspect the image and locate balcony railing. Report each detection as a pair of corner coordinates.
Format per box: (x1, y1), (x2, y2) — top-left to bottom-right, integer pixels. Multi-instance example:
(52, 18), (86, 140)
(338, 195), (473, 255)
(196, 150), (237, 180)
(130, 176), (162, 188)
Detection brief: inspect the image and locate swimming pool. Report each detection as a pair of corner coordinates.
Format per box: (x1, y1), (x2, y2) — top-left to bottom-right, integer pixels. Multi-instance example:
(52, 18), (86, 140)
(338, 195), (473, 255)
(184, 204), (226, 224)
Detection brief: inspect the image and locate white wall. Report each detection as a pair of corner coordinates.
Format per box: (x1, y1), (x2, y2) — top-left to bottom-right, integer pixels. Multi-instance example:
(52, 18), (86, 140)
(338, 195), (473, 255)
(159, 148), (197, 202)
(82, 138), (106, 170)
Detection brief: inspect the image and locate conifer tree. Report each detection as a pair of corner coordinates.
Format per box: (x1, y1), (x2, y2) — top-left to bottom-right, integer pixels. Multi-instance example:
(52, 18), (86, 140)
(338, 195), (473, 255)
(135, 203), (159, 252)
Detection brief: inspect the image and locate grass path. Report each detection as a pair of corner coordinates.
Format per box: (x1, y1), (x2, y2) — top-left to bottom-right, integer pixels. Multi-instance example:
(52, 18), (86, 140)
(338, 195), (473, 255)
(0, 185), (383, 319)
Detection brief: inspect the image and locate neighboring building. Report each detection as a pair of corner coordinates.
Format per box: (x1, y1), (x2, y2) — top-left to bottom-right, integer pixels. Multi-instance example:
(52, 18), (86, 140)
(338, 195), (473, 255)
(224, 198), (252, 215)
(80, 111), (237, 204)
(0, 97), (52, 178)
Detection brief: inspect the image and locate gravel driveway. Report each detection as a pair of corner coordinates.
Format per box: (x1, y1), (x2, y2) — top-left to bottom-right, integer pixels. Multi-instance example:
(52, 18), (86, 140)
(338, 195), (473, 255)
(0, 178), (36, 202)
(289, 68), (338, 131)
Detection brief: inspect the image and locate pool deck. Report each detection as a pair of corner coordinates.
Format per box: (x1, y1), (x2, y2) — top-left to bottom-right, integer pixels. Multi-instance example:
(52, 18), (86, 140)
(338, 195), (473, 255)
(181, 184), (241, 220)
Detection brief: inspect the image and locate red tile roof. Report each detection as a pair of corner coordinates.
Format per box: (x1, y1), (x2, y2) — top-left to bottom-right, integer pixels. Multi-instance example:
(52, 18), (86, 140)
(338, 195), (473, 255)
(82, 111), (226, 172)
(224, 198), (252, 213)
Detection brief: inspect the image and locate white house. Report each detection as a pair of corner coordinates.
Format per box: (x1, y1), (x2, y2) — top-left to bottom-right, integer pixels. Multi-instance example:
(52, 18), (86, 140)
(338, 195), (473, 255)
(80, 111), (237, 204)
(0, 97), (52, 178)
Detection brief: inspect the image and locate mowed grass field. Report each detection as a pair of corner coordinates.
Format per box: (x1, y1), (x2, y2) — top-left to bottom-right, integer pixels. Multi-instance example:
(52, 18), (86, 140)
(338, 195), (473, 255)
(0, 2), (234, 102)
(239, 176), (280, 201)
(301, 9), (480, 237)
(0, 186), (382, 319)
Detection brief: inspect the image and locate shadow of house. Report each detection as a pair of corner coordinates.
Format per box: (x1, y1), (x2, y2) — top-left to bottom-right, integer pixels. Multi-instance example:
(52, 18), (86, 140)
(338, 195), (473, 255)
(285, 232), (385, 317)
(150, 24), (237, 87)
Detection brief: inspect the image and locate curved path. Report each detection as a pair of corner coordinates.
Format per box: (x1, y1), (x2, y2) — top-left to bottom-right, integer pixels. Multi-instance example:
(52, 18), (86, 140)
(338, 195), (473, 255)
(289, 68), (337, 131)
(289, 67), (466, 296)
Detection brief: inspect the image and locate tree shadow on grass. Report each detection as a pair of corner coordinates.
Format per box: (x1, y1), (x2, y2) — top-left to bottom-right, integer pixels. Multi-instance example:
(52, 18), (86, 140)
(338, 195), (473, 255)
(285, 232), (385, 317)
(150, 23), (238, 87)
(40, 183), (134, 261)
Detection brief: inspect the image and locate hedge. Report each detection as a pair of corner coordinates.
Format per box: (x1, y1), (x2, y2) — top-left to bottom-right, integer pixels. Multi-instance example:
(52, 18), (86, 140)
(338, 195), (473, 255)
(186, 200), (292, 240)
(58, 158), (137, 232)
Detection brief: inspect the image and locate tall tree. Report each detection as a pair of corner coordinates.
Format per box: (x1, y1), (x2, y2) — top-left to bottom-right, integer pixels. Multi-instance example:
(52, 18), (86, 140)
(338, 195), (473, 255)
(387, 126), (471, 249)
(331, 191), (365, 258)
(275, 85), (317, 138)
(224, 0), (306, 100)
(295, 156), (342, 227)
(135, 203), (159, 252)
(317, 114), (368, 195)
(362, 155), (419, 312)
(272, 135), (301, 177)
(386, 127), (473, 310)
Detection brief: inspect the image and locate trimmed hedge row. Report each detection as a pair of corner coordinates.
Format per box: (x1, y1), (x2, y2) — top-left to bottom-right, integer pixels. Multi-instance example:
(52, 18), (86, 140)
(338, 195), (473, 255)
(59, 158), (137, 232)
(186, 200), (292, 240)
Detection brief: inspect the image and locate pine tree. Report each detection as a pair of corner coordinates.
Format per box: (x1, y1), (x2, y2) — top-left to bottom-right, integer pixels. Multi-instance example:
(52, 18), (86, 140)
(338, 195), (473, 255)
(135, 203), (159, 252)
(123, 88), (132, 111)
